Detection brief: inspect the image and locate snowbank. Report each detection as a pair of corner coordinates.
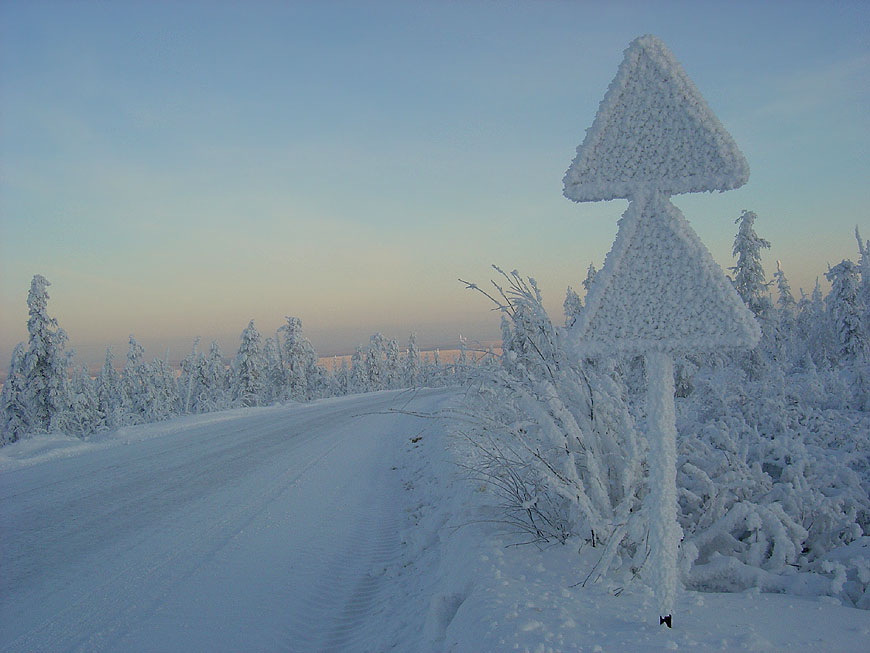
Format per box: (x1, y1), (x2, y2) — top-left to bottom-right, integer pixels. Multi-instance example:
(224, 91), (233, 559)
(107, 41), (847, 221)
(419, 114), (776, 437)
(0, 403), (300, 472)
(402, 415), (870, 651)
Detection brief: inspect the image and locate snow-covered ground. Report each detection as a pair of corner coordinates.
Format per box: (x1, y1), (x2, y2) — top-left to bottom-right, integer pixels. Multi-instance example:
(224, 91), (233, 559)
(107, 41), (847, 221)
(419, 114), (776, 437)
(1, 389), (867, 652)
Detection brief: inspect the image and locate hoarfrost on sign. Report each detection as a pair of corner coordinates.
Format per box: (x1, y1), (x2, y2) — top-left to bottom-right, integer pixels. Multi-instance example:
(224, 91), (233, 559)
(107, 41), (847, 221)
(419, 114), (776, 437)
(563, 34), (749, 203)
(561, 33), (761, 625)
(571, 193), (760, 356)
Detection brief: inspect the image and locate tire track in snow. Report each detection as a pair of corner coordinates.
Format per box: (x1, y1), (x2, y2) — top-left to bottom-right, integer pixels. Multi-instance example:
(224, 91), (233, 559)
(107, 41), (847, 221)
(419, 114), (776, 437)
(279, 393), (451, 652)
(324, 507), (405, 651)
(283, 478), (405, 652)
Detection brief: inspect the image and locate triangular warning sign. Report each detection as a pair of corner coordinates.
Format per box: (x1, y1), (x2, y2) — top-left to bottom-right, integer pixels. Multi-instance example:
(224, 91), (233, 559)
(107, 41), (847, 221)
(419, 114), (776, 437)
(563, 35), (749, 203)
(571, 194), (760, 356)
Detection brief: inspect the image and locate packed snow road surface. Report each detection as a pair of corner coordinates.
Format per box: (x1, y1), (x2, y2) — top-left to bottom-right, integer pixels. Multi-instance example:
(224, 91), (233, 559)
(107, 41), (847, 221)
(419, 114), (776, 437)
(0, 389), (453, 652)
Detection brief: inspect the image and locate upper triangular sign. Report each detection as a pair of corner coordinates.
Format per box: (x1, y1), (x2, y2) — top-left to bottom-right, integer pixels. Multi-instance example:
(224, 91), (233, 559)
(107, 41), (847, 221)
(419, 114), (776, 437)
(571, 193), (760, 356)
(563, 35), (749, 202)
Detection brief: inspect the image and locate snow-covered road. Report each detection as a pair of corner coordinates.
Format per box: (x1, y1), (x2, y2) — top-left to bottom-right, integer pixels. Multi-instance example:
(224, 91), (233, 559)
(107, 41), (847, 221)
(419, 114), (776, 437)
(0, 389), (453, 652)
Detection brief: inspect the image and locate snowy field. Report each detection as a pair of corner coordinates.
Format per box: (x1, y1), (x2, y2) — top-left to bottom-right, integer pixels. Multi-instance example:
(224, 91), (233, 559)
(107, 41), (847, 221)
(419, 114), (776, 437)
(1, 388), (867, 652)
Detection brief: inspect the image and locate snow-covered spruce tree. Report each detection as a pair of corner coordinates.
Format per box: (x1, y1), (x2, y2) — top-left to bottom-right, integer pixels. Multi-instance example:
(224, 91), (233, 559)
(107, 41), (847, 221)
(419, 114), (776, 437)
(857, 227), (870, 336)
(306, 361), (330, 400)
(280, 316), (318, 401)
(419, 352), (432, 386)
(403, 333), (421, 387)
(335, 357), (350, 396)
(233, 320), (265, 407)
(774, 260), (796, 315)
(770, 260), (799, 363)
(582, 263), (597, 294)
(350, 345), (368, 394)
(420, 351), (433, 386)
(826, 260), (869, 363)
(729, 211), (774, 380)
(431, 349), (444, 387)
(563, 286), (583, 327)
(456, 268), (643, 574)
(385, 337), (401, 389)
(178, 338), (202, 414)
(0, 345), (30, 444)
(121, 336), (150, 425)
(366, 333), (388, 391)
(773, 261), (796, 325)
(261, 336), (284, 405)
(96, 348), (123, 431)
(796, 279), (836, 369)
(453, 341), (470, 385)
(68, 365), (99, 436)
(202, 341), (230, 411)
(20, 275), (73, 434)
(191, 353), (214, 412)
(826, 259), (869, 409)
(795, 279), (857, 410)
(562, 265), (596, 329)
(148, 355), (179, 422)
(730, 210), (773, 321)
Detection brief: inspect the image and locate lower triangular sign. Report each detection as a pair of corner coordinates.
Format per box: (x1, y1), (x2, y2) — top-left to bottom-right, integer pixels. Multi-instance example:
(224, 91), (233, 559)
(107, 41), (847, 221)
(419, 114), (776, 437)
(572, 192), (759, 357)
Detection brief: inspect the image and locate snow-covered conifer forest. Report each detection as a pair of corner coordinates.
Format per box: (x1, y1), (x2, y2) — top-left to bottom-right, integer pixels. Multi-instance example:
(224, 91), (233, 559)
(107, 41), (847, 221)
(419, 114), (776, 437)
(0, 282), (480, 444)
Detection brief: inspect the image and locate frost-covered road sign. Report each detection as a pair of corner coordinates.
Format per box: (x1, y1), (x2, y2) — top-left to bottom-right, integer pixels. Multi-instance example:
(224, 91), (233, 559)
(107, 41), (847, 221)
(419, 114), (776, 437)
(563, 34), (749, 203)
(563, 35), (759, 626)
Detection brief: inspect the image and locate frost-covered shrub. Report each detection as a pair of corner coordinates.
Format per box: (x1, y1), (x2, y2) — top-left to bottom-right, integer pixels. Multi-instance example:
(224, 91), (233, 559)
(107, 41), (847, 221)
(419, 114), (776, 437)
(456, 268), (644, 573)
(676, 363), (870, 606)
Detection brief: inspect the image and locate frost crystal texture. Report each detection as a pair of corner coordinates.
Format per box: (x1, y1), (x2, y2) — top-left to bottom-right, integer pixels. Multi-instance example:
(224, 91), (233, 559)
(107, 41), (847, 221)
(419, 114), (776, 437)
(563, 35), (749, 202)
(572, 193), (760, 356)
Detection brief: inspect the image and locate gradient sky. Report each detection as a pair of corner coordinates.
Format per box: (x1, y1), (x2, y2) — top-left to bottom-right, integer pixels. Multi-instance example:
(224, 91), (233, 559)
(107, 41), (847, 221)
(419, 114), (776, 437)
(1, 0), (868, 367)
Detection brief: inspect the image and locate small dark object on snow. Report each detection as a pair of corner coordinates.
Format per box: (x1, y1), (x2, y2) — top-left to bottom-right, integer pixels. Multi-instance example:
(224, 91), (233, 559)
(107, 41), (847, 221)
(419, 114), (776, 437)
(410, 436), (422, 443)
(660, 615), (672, 628)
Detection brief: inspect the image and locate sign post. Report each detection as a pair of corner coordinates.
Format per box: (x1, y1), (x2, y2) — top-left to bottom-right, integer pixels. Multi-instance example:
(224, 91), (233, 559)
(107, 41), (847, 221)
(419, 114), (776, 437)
(562, 35), (760, 627)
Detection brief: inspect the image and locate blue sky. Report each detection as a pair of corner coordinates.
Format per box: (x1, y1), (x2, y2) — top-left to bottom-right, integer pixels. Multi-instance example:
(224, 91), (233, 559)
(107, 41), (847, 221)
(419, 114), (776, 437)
(1, 0), (868, 366)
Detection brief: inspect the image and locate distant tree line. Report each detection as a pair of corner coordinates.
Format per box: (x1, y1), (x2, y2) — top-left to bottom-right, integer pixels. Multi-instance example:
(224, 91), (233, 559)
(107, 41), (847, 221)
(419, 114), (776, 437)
(0, 283), (492, 445)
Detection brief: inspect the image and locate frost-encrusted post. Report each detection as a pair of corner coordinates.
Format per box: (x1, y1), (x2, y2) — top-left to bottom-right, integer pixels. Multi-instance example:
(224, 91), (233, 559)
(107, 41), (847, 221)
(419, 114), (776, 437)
(644, 351), (679, 625)
(562, 35), (759, 627)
